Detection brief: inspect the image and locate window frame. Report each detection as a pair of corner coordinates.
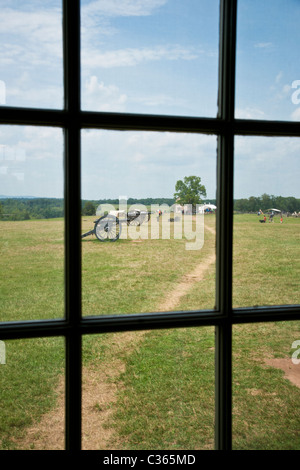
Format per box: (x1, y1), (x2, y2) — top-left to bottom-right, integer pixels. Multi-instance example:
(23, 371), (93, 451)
(0, 0), (299, 451)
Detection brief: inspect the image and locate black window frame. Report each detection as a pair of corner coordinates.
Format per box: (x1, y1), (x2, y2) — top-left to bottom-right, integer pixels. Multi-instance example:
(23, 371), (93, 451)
(0, 0), (299, 451)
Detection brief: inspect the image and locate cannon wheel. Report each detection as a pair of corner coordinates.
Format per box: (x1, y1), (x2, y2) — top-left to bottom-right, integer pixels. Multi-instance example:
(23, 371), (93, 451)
(95, 215), (121, 242)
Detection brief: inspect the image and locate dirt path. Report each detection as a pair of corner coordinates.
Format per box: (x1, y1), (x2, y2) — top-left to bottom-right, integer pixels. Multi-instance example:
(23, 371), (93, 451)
(264, 358), (300, 389)
(158, 251), (215, 312)
(16, 225), (216, 450)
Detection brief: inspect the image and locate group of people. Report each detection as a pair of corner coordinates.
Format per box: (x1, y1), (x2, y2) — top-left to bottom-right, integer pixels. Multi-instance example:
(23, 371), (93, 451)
(258, 209), (283, 224)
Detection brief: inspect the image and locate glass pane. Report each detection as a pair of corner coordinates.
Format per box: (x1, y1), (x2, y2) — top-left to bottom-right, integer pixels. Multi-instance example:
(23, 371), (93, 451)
(235, 0), (300, 121)
(81, 0), (219, 117)
(0, 337), (65, 450)
(81, 130), (216, 317)
(0, 126), (64, 322)
(0, 1), (63, 109)
(233, 322), (300, 450)
(233, 136), (300, 308)
(82, 328), (215, 450)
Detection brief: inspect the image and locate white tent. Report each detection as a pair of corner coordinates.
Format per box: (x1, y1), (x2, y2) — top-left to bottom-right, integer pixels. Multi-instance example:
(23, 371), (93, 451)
(198, 203), (217, 213)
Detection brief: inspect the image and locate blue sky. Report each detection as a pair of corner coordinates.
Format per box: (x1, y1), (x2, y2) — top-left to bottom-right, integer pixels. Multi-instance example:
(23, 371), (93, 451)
(0, 0), (299, 201)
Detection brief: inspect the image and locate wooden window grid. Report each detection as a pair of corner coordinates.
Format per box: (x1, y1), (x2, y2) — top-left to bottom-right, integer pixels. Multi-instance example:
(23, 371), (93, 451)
(0, 0), (299, 450)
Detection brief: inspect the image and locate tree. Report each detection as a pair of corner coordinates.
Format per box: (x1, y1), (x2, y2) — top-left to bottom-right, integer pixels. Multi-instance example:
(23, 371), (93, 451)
(82, 201), (96, 216)
(174, 176), (206, 209)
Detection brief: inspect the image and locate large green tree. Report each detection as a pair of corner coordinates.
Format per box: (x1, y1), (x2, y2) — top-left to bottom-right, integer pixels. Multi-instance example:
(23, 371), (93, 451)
(174, 176), (206, 208)
(82, 201), (96, 216)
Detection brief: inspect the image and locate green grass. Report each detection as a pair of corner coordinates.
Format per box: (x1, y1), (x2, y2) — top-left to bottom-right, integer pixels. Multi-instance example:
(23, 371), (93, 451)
(81, 214), (216, 315)
(112, 327), (215, 450)
(0, 214), (299, 449)
(0, 219), (64, 322)
(109, 322), (300, 450)
(232, 322), (300, 450)
(233, 214), (300, 307)
(0, 337), (64, 449)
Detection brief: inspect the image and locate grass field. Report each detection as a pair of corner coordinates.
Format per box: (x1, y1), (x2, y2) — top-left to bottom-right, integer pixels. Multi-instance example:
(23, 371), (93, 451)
(0, 213), (299, 449)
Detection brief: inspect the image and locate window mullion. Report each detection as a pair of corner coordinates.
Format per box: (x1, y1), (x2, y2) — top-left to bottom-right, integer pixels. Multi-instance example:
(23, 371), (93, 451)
(63, 0), (82, 451)
(215, 0), (237, 451)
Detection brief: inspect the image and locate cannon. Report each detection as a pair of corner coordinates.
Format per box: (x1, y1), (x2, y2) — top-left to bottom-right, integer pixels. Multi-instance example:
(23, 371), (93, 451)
(81, 209), (152, 242)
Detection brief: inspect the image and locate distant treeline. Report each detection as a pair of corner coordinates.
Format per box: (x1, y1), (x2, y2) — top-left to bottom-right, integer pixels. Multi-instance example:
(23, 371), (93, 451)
(0, 198), (64, 221)
(234, 194), (300, 214)
(0, 197), (177, 221)
(0, 194), (299, 221)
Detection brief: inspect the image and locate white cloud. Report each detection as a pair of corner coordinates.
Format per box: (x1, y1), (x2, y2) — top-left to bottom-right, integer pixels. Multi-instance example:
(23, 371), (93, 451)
(235, 107), (265, 120)
(0, 7), (63, 65)
(81, 0), (168, 44)
(282, 84), (292, 94)
(81, 130), (217, 199)
(0, 125), (63, 197)
(0, 3), (63, 107)
(81, 41), (204, 112)
(82, 0), (167, 18)
(84, 76), (127, 111)
(269, 75), (295, 104)
(234, 136), (300, 198)
(0, 80), (5, 104)
(275, 71), (283, 83)
(83, 44), (199, 69)
(132, 93), (187, 109)
(254, 42), (273, 49)
(235, 137), (300, 171)
(291, 107), (300, 121)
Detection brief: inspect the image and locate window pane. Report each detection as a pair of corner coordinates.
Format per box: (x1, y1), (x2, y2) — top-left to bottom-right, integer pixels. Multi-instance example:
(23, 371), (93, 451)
(0, 126), (64, 322)
(233, 136), (300, 308)
(81, 0), (219, 117)
(82, 328), (215, 450)
(0, 337), (65, 450)
(235, 0), (300, 121)
(233, 322), (300, 450)
(81, 130), (216, 316)
(0, 1), (63, 109)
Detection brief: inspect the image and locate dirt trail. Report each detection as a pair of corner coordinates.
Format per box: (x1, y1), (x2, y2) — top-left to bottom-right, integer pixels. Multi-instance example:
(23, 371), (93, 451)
(264, 358), (300, 389)
(158, 253), (215, 312)
(17, 225), (218, 450)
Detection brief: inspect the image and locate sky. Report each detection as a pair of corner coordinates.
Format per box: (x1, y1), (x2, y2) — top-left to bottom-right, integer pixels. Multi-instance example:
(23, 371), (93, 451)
(0, 0), (299, 201)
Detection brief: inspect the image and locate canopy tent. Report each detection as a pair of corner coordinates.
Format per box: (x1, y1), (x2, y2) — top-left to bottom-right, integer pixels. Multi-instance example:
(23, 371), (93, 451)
(198, 203), (217, 213)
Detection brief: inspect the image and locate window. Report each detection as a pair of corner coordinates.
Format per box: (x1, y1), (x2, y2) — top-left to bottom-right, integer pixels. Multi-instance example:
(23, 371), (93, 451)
(0, 0), (299, 451)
